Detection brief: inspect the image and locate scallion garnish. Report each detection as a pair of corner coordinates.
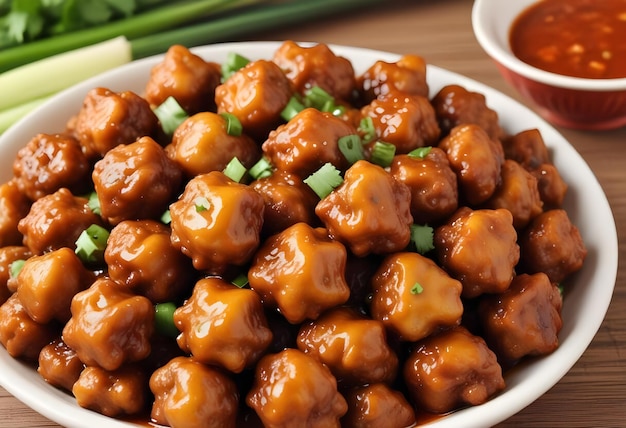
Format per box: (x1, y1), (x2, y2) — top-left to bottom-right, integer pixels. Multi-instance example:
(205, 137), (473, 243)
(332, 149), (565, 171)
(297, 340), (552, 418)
(160, 209), (171, 225)
(306, 86), (334, 110)
(410, 224), (435, 255)
(249, 156), (274, 179)
(280, 95), (305, 122)
(221, 51), (250, 81)
(75, 224), (109, 263)
(410, 282), (424, 295)
(219, 112), (243, 136)
(194, 196), (210, 212)
(358, 116), (376, 143)
(87, 191), (101, 215)
(370, 141), (396, 168)
(9, 259), (25, 278)
(231, 273), (249, 288)
(304, 162), (344, 199)
(407, 146), (432, 160)
(154, 302), (179, 338)
(223, 157), (247, 183)
(153, 96), (188, 136)
(338, 134), (365, 164)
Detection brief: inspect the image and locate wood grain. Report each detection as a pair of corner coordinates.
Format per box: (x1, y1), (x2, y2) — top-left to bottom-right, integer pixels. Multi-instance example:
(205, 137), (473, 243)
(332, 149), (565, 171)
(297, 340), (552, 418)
(2, 0), (625, 426)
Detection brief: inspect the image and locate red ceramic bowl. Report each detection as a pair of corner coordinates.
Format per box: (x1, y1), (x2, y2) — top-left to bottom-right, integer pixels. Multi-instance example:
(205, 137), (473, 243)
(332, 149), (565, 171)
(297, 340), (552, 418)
(472, 0), (626, 130)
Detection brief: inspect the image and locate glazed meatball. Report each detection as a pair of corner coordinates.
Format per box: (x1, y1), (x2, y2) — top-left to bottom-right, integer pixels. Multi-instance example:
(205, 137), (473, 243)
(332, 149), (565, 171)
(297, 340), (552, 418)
(174, 277), (272, 373)
(246, 348), (348, 428)
(104, 220), (193, 303)
(435, 208), (520, 298)
(71, 87), (159, 160)
(389, 147), (458, 225)
(15, 247), (94, 324)
(370, 252), (463, 342)
(215, 59), (293, 140)
(357, 54), (429, 104)
(144, 44), (222, 114)
(531, 163), (568, 209)
(297, 306), (398, 386)
(169, 171), (264, 274)
(272, 40), (356, 101)
(0, 246), (31, 303)
(150, 356), (238, 428)
(479, 272), (563, 365)
(12, 133), (91, 201)
(431, 84), (503, 140)
(438, 124), (504, 206)
(403, 326), (505, 414)
(361, 91), (440, 154)
(93, 136), (183, 225)
(250, 169), (319, 236)
(0, 293), (58, 360)
(342, 383), (416, 428)
(62, 277), (154, 371)
(37, 338), (84, 392)
(261, 108), (355, 178)
(248, 222), (350, 324)
(502, 128), (550, 170)
(486, 159), (544, 229)
(0, 180), (31, 247)
(315, 160), (413, 257)
(73, 364), (147, 417)
(519, 209), (587, 283)
(18, 188), (103, 255)
(165, 111), (260, 178)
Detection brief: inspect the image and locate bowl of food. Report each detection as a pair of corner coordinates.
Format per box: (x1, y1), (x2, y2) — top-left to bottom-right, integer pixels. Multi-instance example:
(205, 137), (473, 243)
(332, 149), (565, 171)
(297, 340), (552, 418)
(0, 41), (618, 428)
(472, 0), (626, 130)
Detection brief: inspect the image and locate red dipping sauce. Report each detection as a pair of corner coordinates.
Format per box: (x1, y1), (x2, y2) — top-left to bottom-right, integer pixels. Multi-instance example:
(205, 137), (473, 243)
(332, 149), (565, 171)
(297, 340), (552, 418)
(510, 0), (626, 79)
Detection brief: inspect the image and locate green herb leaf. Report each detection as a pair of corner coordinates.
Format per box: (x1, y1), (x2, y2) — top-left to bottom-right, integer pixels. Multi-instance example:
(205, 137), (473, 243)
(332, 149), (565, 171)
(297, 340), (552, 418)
(407, 146), (432, 160)
(338, 134), (365, 164)
(223, 156), (247, 183)
(221, 51), (249, 81)
(280, 95), (305, 122)
(153, 95), (188, 136)
(304, 162), (344, 199)
(410, 282), (424, 295)
(231, 273), (249, 288)
(75, 223), (109, 263)
(154, 302), (179, 338)
(410, 224), (435, 255)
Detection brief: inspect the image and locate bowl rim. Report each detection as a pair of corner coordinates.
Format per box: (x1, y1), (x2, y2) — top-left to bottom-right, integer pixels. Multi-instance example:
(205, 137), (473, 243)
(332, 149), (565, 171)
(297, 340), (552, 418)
(471, 0), (626, 91)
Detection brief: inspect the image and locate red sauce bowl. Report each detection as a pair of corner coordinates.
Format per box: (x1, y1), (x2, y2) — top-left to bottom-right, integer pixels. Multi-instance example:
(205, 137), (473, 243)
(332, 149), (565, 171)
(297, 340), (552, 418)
(472, 0), (626, 130)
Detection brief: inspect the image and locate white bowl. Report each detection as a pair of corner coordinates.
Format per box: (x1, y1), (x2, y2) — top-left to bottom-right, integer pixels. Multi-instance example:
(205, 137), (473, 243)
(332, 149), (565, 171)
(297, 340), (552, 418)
(0, 41), (618, 428)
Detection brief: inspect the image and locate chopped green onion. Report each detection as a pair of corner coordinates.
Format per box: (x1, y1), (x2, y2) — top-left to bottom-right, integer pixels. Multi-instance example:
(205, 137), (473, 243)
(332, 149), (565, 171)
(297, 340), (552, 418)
(304, 162), (344, 199)
(410, 282), (424, 295)
(223, 157), (247, 183)
(75, 224), (109, 263)
(9, 259), (25, 278)
(370, 141), (396, 168)
(408, 146), (432, 160)
(153, 96), (188, 136)
(219, 112), (243, 136)
(87, 191), (101, 215)
(410, 224), (435, 255)
(281, 95), (305, 122)
(221, 51), (250, 81)
(358, 116), (376, 143)
(231, 273), (249, 288)
(338, 134), (365, 164)
(305, 86), (334, 110)
(249, 156), (273, 180)
(557, 283), (564, 297)
(194, 196), (210, 212)
(154, 302), (179, 338)
(160, 209), (171, 225)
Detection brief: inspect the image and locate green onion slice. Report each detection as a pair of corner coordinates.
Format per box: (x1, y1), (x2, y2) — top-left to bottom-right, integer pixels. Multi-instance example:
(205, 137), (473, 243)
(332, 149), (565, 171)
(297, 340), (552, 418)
(249, 156), (273, 180)
(219, 112), (243, 136)
(304, 162), (344, 199)
(9, 259), (25, 278)
(305, 86), (334, 110)
(410, 224), (435, 255)
(221, 52), (250, 81)
(75, 224), (109, 263)
(338, 134), (365, 164)
(407, 146), (432, 160)
(86, 191), (101, 215)
(153, 96), (189, 136)
(370, 141), (396, 168)
(160, 209), (171, 225)
(281, 95), (305, 122)
(154, 302), (179, 338)
(194, 196), (210, 212)
(410, 282), (424, 295)
(231, 273), (249, 288)
(223, 157), (247, 183)
(358, 116), (376, 143)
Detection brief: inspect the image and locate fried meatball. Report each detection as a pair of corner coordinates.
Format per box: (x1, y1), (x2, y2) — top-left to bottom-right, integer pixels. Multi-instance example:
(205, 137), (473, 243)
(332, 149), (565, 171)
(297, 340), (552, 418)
(12, 133), (91, 201)
(169, 171), (264, 274)
(104, 220), (193, 303)
(37, 338), (84, 392)
(174, 277), (272, 373)
(0, 180), (31, 247)
(502, 128), (550, 170)
(438, 124), (504, 206)
(215, 59), (293, 140)
(0, 246), (31, 303)
(165, 111), (260, 178)
(92, 136), (183, 225)
(357, 54), (429, 104)
(361, 91), (440, 154)
(272, 40), (356, 101)
(18, 188), (103, 255)
(73, 364), (147, 417)
(370, 252), (463, 342)
(248, 222), (349, 324)
(62, 277), (154, 371)
(261, 108), (355, 178)
(150, 356), (238, 428)
(297, 306), (398, 386)
(15, 247), (94, 324)
(486, 159), (544, 229)
(531, 163), (568, 209)
(389, 147), (458, 225)
(435, 208), (520, 298)
(71, 87), (159, 160)
(431, 84), (503, 140)
(403, 326), (505, 414)
(246, 348), (348, 428)
(519, 209), (587, 283)
(342, 383), (416, 428)
(479, 272), (563, 365)
(145, 44), (222, 114)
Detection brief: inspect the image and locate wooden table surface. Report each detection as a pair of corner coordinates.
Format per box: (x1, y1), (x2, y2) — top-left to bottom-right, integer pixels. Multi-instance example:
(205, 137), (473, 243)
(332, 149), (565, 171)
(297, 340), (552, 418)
(1, 0), (625, 426)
